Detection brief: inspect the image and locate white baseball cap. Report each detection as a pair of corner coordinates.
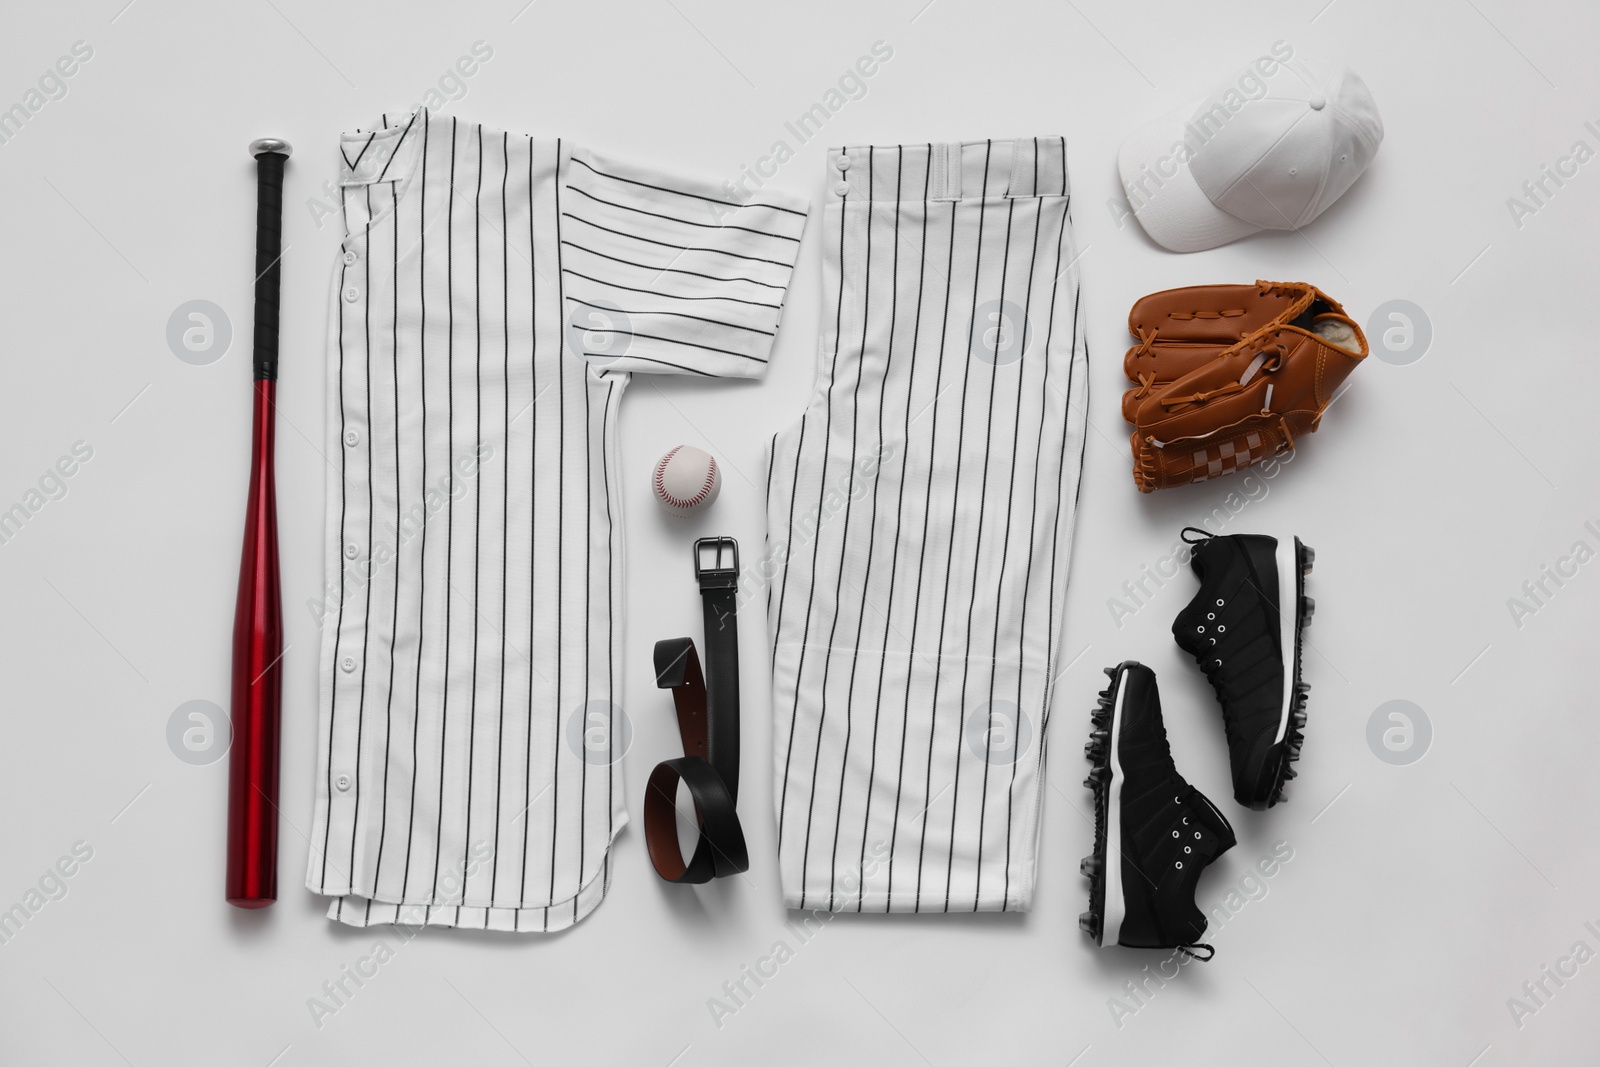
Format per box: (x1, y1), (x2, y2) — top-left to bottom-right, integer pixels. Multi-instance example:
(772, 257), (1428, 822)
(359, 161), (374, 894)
(1118, 48), (1383, 253)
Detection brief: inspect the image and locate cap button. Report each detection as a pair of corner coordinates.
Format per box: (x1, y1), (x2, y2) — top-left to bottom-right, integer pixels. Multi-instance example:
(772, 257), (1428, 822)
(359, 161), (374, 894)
(1308, 94), (1326, 110)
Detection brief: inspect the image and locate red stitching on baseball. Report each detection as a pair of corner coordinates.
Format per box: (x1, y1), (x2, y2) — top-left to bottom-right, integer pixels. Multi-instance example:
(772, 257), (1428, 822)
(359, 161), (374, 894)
(655, 447), (716, 508)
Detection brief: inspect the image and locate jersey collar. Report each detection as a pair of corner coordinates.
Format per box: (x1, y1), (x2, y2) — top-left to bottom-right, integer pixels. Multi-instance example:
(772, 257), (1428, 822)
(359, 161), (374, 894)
(338, 107), (425, 188)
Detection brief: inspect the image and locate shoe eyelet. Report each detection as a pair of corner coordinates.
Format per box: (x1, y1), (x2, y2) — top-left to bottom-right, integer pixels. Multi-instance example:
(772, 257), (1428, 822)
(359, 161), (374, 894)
(1175, 861), (1184, 869)
(1214, 659), (1223, 668)
(1196, 625), (1205, 633)
(1174, 796), (1181, 804)
(1171, 830), (1179, 838)
(1207, 613), (1215, 620)
(1215, 599), (1224, 607)
(1184, 846), (1192, 854)
(1217, 624), (1226, 633)
(1208, 638), (1216, 646)
(1194, 831), (1201, 839)
(1182, 816), (1189, 825)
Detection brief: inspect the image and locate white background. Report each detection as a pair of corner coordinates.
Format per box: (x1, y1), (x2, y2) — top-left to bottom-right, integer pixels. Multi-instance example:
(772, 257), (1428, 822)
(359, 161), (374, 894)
(2, 1), (1597, 1064)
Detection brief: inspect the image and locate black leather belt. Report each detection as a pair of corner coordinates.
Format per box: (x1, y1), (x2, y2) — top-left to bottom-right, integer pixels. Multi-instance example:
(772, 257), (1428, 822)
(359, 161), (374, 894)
(643, 537), (749, 883)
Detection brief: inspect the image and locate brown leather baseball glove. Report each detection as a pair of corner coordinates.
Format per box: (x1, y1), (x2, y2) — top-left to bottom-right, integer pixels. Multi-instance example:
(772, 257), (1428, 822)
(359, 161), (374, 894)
(1122, 281), (1368, 493)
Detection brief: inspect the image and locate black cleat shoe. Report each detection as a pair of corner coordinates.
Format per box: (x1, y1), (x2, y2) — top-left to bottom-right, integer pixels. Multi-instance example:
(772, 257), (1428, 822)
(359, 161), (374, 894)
(1173, 528), (1314, 810)
(1081, 662), (1235, 956)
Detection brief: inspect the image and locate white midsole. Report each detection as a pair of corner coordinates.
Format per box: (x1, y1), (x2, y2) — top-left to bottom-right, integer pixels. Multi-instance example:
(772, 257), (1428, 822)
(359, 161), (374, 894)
(1101, 669), (1129, 947)
(1272, 537), (1297, 745)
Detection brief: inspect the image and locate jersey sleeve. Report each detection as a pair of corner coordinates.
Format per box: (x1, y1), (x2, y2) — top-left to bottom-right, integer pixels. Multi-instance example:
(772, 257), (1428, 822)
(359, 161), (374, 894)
(560, 145), (809, 378)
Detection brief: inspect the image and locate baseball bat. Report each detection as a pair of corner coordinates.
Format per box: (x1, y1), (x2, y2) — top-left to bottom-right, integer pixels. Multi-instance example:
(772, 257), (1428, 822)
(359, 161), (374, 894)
(226, 137), (291, 907)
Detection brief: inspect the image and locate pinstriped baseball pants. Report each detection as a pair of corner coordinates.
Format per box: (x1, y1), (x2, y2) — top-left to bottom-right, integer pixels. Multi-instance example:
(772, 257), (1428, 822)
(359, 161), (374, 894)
(766, 138), (1089, 912)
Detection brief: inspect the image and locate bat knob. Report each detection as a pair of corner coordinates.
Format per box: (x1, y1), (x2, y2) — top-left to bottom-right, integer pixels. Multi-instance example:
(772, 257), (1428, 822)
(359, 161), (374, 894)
(250, 138), (293, 159)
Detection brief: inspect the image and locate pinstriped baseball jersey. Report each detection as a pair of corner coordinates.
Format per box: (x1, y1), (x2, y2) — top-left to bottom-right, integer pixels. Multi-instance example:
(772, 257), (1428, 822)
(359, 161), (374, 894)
(307, 107), (807, 931)
(766, 138), (1088, 912)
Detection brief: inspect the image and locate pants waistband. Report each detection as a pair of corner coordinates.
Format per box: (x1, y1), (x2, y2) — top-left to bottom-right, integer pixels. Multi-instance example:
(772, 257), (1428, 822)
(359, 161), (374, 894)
(827, 137), (1069, 202)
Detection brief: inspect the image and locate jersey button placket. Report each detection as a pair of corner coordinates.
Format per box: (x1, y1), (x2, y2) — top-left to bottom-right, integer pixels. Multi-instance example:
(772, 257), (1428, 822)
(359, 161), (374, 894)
(340, 224), (367, 831)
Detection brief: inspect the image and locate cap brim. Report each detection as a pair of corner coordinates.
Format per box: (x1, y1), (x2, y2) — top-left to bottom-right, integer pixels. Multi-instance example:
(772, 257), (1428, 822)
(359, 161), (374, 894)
(1118, 107), (1263, 253)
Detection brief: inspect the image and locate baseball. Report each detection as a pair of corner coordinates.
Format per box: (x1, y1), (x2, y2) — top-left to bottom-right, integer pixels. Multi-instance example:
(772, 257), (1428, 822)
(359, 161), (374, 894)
(653, 445), (721, 514)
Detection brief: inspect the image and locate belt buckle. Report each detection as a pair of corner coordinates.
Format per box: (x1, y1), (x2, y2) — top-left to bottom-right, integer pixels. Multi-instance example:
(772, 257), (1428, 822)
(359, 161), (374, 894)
(693, 536), (739, 590)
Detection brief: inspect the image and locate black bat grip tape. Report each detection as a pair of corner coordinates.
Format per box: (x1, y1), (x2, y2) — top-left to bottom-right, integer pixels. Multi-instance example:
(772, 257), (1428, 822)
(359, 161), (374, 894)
(252, 151), (287, 381)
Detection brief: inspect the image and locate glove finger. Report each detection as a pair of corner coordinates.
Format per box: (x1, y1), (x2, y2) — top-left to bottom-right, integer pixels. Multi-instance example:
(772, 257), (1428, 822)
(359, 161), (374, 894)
(1121, 344), (1232, 423)
(1124, 340), (1233, 389)
(1129, 282), (1307, 345)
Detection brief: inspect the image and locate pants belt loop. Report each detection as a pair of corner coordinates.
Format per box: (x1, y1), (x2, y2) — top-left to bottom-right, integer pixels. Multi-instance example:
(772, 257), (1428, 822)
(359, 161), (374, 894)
(1007, 137), (1029, 198)
(944, 141), (963, 200)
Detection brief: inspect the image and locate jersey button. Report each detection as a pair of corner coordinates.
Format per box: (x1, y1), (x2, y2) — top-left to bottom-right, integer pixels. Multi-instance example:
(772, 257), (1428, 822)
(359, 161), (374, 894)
(343, 286), (360, 303)
(833, 181), (850, 197)
(344, 544), (359, 559)
(341, 657), (357, 673)
(344, 429), (360, 447)
(335, 774), (352, 791)
(343, 250), (359, 265)
(835, 155), (851, 171)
